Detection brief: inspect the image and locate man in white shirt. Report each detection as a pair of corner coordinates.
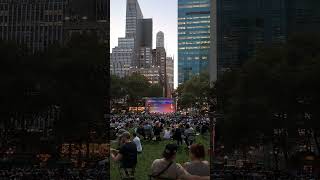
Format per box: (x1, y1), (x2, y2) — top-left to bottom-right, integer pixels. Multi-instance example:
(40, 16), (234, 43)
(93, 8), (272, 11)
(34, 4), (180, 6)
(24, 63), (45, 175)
(132, 132), (142, 153)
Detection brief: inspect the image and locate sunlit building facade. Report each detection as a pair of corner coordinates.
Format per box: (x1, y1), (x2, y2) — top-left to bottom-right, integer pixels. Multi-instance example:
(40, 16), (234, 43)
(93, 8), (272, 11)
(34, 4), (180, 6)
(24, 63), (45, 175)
(178, 0), (211, 84)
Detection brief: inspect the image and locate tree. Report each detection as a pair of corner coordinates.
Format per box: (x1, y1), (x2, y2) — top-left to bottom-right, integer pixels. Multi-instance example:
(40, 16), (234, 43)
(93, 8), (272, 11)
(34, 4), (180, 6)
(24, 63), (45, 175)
(214, 33), (320, 166)
(176, 72), (210, 111)
(110, 73), (163, 108)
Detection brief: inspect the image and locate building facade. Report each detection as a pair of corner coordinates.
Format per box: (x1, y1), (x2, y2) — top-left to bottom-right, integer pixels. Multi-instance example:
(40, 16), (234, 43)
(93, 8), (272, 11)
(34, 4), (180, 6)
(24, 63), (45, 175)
(0, 0), (66, 52)
(63, 0), (109, 44)
(125, 0), (143, 39)
(0, 0), (109, 52)
(156, 31), (164, 48)
(111, 0), (157, 78)
(178, 0), (211, 84)
(136, 18), (153, 67)
(215, 0), (287, 75)
(130, 67), (161, 84)
(166, 57), (174, 97)
(210, 0), (320, 80)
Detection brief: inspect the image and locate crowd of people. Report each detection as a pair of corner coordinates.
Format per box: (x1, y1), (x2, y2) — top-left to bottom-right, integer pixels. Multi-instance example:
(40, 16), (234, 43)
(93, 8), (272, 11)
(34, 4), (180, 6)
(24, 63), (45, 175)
(110, 113), (210, 143)
(0, 167), (107, 179)
(110, 113), (211, 180)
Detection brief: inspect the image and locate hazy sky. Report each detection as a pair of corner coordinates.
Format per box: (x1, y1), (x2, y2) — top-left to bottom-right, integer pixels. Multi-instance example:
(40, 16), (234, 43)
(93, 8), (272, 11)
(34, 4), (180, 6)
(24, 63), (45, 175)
(110, 0), (178, 88)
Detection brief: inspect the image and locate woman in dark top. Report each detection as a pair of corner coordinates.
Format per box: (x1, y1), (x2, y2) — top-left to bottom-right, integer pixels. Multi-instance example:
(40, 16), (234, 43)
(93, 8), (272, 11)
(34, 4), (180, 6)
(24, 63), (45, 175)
(174, 124), (183, 145)
(111, 132), (137, 168)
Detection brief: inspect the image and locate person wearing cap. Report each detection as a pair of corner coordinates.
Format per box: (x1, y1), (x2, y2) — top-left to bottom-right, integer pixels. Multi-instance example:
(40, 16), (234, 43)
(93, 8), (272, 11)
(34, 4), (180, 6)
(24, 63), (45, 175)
(150, 144), (209, 180)
(111, 131), (138, 169)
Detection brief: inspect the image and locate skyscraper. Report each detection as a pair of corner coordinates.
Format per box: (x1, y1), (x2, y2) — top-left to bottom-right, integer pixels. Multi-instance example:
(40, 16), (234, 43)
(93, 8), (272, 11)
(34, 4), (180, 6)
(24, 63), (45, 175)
(287, 0), (320, 34)
(111, 0), (143, 77)
(125, 0), (143, 39)
(210, 0), (320, 80)
(0, 0), (66, 52)
(166, 57), (174, 97)
(64, 0), (109, 43)
(110, 38), (135, 77)
(0, 0), (109, 53)
(136, 18), (153, 67)
(156, 31), (164, 48)
(178, 0), (211, 84)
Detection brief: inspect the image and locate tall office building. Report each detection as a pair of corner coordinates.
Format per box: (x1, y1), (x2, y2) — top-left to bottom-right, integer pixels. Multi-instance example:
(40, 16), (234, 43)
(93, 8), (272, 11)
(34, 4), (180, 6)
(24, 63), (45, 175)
(0, 0), (109, 52)
(155, 31), (166, 80)
(178, 0), (211, 84)
(64, 0), (109, 43)
(111, 0), (156, 77)
(166, 57), (174, 97)
(111, 0), (143, 77)
(125, 0), (143, 39)
(156, 31), (164, 48)
(214, 0), (287, 75)
(287, 0), (320, 34)
(210, 0), (320, 79)
(110, 38), (135, 77)
(136, 18), (153, 67)
(0, 0), (66, 52)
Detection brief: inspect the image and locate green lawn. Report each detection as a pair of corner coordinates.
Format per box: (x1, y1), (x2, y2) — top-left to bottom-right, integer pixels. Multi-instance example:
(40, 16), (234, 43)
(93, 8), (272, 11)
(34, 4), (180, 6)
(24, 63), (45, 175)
(110, 134), (210, 180)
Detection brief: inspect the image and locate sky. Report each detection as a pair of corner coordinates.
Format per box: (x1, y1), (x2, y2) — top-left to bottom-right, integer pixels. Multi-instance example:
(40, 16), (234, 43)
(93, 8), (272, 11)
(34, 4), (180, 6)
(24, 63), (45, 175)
(110, 0), (178, 88)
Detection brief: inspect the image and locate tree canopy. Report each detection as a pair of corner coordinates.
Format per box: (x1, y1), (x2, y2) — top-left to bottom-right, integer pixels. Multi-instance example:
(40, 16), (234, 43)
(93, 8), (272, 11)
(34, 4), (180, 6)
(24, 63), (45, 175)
(214, 34), (320, 160)
(0, 33), (107, 145)
(111, 73), (163, 108)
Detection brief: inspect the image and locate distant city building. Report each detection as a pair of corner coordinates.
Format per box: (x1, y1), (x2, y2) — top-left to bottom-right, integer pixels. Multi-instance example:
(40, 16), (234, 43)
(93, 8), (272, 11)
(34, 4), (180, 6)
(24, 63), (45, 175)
(178, 0), (211, 84)
(156, 31), (164, 48)
(166, 57), (174, 97)
(111, 0), (156, 78)
(136, 18), (153, 68)
(130, 67), (161, 84)
(0, 0), (109, 52)
(110, 37), (134, 77)
(125, 0), (143, 39)
(110, 42), (134, 78)
(138, 47), (153, 68)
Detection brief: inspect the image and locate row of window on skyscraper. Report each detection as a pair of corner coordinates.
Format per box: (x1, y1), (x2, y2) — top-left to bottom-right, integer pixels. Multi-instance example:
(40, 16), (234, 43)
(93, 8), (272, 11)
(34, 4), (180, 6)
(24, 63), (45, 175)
(178, 0), (320, 84)
(0, 0), (109, 52)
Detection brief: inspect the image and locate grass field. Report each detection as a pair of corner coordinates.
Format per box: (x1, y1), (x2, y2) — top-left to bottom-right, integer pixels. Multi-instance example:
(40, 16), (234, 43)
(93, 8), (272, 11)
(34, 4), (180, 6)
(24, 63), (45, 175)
(110, 134), (210, 180)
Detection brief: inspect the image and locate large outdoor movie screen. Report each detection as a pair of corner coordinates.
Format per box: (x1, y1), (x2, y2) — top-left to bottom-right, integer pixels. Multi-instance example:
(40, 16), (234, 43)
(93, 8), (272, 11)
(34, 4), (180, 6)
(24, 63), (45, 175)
(145, 98), (176, 114)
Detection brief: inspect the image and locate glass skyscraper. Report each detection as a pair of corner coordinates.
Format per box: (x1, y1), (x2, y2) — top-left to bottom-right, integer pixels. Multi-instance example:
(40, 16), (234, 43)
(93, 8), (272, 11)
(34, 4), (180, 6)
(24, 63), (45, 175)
(178, 0), (211, 84)
(212, 0), (320, 78)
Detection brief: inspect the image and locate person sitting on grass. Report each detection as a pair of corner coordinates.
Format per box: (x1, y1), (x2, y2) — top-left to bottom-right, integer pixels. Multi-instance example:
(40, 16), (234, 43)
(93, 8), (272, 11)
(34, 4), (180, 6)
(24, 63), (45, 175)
(184, 124), (195, 148)
(183, 144), (209, 176)
(132, 132), (142, 153)
(153, 121), (162, 141)
(163, 127), (172, 140)
(150, 144), (210, 180)
(111, 132), (137, 179)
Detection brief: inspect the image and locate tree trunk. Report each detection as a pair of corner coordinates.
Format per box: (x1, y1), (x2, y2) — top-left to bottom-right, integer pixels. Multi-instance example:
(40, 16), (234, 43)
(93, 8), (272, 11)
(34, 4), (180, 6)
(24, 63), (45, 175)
(312, 129), (320, 155)
(86, 141), (90, 159)
(68, 143), (72, 159)
(281, 131), (289, 169)
(78, 142), (82, 167)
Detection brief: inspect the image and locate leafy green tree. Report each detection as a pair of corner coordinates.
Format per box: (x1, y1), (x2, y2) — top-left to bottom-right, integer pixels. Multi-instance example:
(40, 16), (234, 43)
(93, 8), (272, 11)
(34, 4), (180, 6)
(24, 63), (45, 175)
(110, 73), (163, 108)
(176, 72), (210, 111)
